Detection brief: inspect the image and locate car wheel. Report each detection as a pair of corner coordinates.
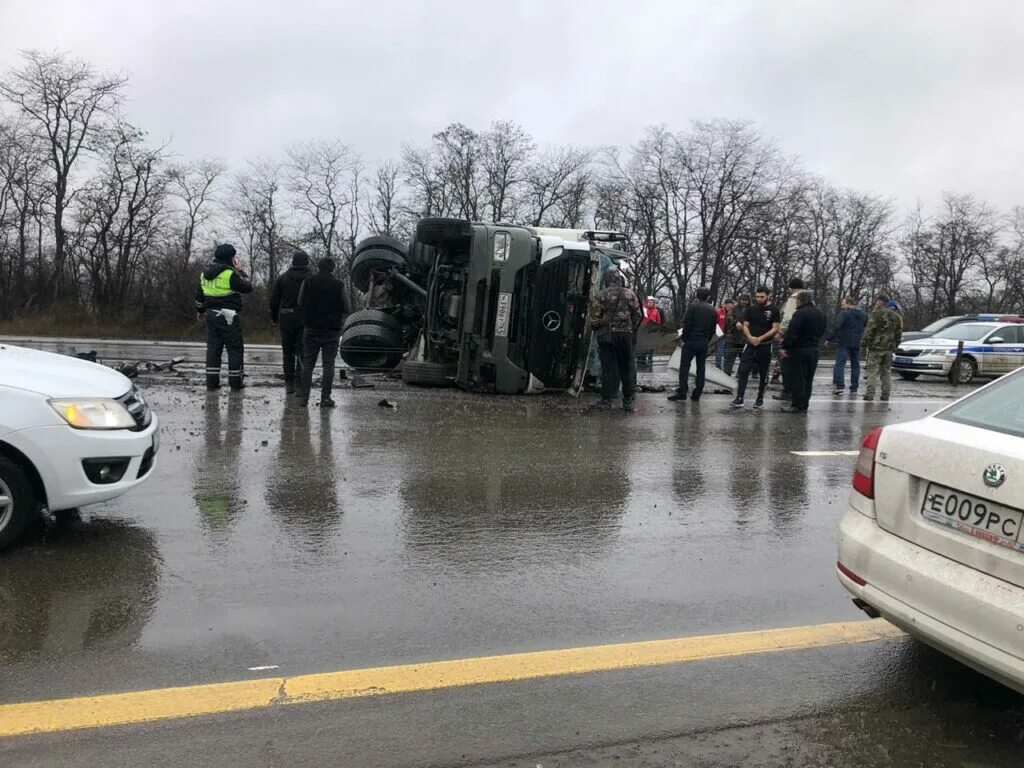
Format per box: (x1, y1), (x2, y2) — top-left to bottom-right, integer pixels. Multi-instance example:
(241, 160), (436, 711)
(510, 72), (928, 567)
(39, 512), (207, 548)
(354, 235), (408, 260)
(343, 309), (402, 336)
(351, 249), (408, 293)
(340, 324), (405, 371)
(0, 456), (41, 550)
(401, 359), (455, 387)
(897, 372), (920, 381)
(948, 357), (977, 385)
(415, 217), (472, 249)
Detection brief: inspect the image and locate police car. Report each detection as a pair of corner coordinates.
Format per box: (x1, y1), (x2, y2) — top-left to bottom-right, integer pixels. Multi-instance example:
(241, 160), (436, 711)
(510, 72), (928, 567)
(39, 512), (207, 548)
(892, 321), (1024, 384)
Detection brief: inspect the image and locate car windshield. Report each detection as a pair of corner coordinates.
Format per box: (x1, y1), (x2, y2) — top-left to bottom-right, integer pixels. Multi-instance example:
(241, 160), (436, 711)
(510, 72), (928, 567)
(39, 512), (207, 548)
(938, 369), (1024, 439)
(919, 317), (960, 334)
(938, 324), (993, 341)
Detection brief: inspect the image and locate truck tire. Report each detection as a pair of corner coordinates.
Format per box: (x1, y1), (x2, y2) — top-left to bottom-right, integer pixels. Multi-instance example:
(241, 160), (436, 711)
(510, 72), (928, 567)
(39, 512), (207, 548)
(415, 217), (472, 248)
(343, 309), (401, 336)
(355, 235), (408, 260)
(340, 324), (405, 371)
(897, 371), (920, 381)
(351, 249), (407, 293)
(0, 456), (41, 550)
(401, 359), (455, 387)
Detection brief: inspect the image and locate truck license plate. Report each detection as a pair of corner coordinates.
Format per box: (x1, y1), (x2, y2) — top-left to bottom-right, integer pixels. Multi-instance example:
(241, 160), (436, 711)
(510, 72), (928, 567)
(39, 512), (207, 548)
(494, 292), (512, 338)
(921, 483), (1024, 553)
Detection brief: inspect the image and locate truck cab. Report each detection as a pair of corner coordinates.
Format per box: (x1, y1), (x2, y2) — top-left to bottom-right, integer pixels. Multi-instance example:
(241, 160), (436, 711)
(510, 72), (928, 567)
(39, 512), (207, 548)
(405, 218), (622, 395)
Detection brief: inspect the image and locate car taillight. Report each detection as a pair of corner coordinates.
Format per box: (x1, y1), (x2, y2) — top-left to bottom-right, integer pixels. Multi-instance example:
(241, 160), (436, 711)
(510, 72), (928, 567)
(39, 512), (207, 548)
(852, 427), (883, 498)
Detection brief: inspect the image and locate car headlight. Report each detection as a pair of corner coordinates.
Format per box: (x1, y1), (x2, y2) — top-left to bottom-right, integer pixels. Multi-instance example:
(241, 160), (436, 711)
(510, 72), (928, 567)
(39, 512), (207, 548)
(49, 399), (136, 429)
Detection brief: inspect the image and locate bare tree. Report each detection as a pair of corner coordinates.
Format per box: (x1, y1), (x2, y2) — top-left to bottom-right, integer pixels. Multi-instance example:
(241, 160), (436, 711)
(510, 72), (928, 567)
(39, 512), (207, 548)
(167, 157), (226, 268)
(0, 50), (127, 300)
(433, 123), (484, 221)
(523, 146), (594, 227)
(231, 159), (288, 284)
(366, 160), (406, 237)
(481, 121), (534, 222)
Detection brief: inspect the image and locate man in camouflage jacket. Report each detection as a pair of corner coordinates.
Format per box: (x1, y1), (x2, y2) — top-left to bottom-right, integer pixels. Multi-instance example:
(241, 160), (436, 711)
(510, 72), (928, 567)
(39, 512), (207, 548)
(862, 294), (903, 401)
(589, 271), (643, 412)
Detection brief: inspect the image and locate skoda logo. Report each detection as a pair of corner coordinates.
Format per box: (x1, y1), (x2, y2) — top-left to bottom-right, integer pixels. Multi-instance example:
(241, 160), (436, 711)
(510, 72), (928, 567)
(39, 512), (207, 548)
(983, 464), (1007, 488)
(542, 311), (562, 332)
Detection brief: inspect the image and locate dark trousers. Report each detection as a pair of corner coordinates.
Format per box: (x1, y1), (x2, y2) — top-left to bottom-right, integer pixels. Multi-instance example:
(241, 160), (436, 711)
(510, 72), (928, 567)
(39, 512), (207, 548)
(279, 314), (304, 383)
(677, 339), (709, 397)
(788, 347), (820, 411)
(205, 311), (244, 389)
(723, 342), (743, 376)
(301, 328), (341, 400)
(735, 344), (772, 401)
(833, 345), (860, 392)
(598, 332), (637, 403)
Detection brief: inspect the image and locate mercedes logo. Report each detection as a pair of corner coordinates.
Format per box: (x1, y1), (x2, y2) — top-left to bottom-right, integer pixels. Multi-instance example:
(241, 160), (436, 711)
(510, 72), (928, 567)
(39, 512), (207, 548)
(983, 464), (1007, 488)
(542, 311), (562, 332)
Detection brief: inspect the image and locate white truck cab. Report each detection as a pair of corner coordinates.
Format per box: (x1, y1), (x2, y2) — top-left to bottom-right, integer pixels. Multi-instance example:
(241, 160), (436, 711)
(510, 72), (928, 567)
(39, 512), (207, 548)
(0, 343), (159, 549)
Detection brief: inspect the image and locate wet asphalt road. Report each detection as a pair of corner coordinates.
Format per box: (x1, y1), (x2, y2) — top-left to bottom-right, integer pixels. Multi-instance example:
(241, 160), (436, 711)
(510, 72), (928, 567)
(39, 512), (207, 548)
(1, 366), (1022, 766)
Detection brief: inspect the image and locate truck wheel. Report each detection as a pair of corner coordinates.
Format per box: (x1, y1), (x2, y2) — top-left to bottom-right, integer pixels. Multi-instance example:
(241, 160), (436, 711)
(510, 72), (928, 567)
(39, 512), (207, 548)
(355, 235), (408, 260)
(948, 358), (977, 385)
(340, 324), (405, 371)
(401, 359), (455, 387)
(415, 217), (472, 248)
(897, 372), (920, 381)
(351, 249), (408, 293)
(343, 309), (402, 336)
(0, 456), (41, 550)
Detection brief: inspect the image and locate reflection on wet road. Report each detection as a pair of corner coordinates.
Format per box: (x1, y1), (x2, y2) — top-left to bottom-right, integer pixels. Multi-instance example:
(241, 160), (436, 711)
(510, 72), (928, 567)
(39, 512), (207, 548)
(0, 377), (1021, 766)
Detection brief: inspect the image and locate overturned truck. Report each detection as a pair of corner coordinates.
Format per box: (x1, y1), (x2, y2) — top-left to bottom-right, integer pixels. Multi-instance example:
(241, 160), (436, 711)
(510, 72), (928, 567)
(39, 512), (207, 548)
(339, 218), (627, 394)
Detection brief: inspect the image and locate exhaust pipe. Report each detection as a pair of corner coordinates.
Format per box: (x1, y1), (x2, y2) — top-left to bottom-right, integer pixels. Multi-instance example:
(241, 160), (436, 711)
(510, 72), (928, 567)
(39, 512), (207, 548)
(852, 598), (881, 619)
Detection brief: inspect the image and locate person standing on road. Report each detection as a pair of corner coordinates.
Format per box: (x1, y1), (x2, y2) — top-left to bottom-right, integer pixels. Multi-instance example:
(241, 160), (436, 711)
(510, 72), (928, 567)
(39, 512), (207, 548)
(723, 294), (749, 376)
(195, 243), (253, 391)
(270, 250), (312, 395)
(773, 277), (805, 401)
(297, 258), (352, 408)
(715, 299), (735, 370)
(827, 297), (868, 396)
(668, 286), (718, 403)
(589, 271), (643, 412)
(862, 294), (903, 402)
(730, 288), (780, 410)
(638, 296), (664, 370)
(779, 291), (827, 414)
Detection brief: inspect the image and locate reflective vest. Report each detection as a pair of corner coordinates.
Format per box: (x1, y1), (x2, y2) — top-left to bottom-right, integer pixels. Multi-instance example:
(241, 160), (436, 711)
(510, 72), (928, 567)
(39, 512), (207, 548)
(200, 268), (235, 297)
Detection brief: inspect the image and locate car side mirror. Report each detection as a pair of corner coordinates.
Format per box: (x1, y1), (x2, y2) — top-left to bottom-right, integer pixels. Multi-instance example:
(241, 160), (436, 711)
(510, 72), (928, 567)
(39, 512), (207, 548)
(988, 337), (1005, 344)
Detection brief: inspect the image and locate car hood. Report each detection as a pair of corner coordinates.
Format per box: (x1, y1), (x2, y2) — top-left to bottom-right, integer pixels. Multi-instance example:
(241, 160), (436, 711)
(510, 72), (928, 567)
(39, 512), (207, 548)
(0, 344), (131, 398)
(900, 336), (965, 349)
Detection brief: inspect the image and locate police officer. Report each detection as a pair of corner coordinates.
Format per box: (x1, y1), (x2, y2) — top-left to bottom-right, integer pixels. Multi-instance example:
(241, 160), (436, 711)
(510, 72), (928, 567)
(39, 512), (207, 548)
(589, 271), (642, 412)
(862, 294), (903, 402)
(195, 243), (253, 391)
(270, 250), (312, 394)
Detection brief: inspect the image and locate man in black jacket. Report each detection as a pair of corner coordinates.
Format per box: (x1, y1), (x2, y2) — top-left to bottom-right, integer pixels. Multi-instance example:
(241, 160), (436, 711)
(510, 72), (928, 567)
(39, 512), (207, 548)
(780, 291), (827, 414)
(668, 286), (718, 402)
(297, 257), (352, 408)
(270, 251), (312, 394)
(195, 243), (253, 391)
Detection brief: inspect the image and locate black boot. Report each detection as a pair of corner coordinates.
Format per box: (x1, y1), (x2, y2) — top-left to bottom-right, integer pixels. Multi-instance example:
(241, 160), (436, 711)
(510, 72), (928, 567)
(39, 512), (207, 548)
(206, 375), (220, 391)
(285, 381), (295, 395)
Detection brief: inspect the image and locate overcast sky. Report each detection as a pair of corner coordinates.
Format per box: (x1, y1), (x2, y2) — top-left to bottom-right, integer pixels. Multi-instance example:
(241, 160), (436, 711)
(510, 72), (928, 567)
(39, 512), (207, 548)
(2, 0), (1023, 211)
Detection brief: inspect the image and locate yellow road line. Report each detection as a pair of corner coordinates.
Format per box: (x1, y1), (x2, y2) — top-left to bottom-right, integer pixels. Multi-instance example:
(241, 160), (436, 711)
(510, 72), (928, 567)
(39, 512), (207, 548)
(0, 619), (902, 738)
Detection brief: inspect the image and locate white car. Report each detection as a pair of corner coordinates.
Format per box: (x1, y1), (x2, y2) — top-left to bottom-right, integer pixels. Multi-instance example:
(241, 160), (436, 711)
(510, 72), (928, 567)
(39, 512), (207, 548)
(0, 343), (159, 549)
(837, 369), (1024, 693)
(893, 321), (1024, 384)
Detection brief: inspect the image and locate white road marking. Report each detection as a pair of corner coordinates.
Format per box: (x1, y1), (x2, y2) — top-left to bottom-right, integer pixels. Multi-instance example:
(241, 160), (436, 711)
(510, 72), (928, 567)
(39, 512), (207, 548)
(247, 665), (280, 672)
(791, 450), (861, 457)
